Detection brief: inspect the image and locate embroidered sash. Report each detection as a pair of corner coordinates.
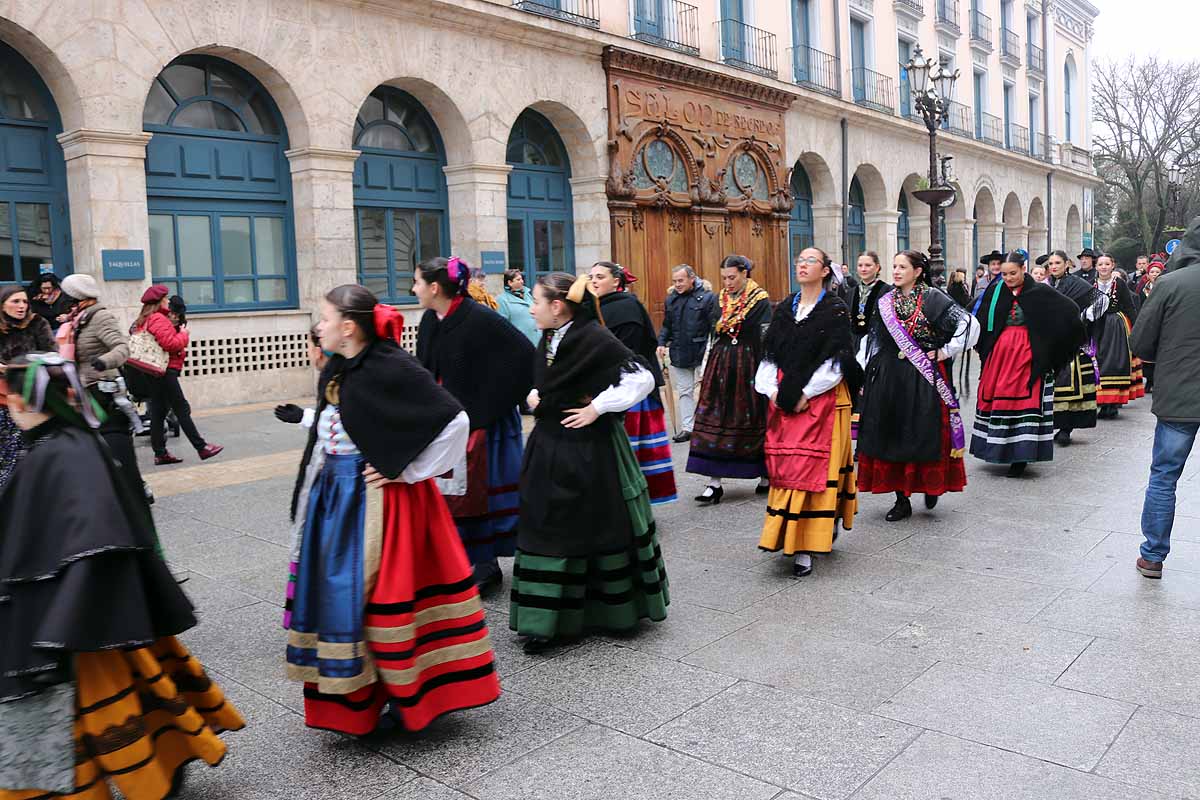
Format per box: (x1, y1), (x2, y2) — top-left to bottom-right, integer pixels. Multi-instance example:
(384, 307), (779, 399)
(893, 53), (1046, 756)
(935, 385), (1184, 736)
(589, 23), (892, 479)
(878, 291), (966, 458)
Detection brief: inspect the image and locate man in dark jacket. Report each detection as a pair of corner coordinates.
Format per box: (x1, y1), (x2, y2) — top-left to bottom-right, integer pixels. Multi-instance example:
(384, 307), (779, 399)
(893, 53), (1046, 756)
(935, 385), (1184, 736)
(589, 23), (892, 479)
(1130, 225), (1200, 580)
(656, 264), (717, 442)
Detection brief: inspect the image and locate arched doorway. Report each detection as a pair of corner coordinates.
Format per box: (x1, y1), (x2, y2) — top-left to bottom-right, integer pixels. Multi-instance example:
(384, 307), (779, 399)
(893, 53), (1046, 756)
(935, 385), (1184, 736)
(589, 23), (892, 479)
(847, 176), (866, 259)
(351, 87), (449, 303)
(143, 56), (296, 310)
(788, 165), (814, 290)
(897, 192), (910, 251)
(0, 41), (71, 283)
(506, 109), (573, 284)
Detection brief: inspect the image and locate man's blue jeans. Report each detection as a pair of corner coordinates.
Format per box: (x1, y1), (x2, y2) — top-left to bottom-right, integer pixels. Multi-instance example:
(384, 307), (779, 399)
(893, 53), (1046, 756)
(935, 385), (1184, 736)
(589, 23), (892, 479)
(1141, 420), (1200, 562)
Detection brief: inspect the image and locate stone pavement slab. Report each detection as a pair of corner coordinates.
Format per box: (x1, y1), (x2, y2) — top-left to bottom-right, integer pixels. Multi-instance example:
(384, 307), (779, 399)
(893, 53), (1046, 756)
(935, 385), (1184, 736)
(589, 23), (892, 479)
(737, 585), (932, 645)
(1055, 636), (1200, 718)
(1095, 707), (1200, 799)
(597, 600), (754, 660)
(869, 565), (1065, 622)
(1032, 588), (1200, 643)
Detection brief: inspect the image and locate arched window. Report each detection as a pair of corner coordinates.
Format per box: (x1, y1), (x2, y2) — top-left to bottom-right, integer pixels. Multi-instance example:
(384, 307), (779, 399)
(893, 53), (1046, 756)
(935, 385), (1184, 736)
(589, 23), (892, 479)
(847, 176), (866, 260)
(788, 166), (814, 291)
(352, 87), (448, 302)
(724, 151), (770, 201)
(631, 138), (689, 194)
(0, 42), (72, 284)
(897, 193), (910, 251)
(1063, 58), (1074, 143)
(507, 109), (573, 282)
(144, 57), (295, 311)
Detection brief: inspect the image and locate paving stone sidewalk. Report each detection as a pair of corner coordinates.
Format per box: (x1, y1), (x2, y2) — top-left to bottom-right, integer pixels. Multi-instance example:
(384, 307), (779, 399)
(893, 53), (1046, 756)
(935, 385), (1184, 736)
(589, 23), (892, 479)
(141, 391), (1200, 800)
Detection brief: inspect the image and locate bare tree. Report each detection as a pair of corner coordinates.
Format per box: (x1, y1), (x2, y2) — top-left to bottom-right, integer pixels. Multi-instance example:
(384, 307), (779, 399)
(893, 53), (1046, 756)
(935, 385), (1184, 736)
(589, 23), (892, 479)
(1092, 57), (1200, 252)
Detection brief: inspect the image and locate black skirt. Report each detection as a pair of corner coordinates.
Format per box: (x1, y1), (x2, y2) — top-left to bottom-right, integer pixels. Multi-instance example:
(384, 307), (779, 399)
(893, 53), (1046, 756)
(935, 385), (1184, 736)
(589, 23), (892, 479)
(857, 342), (953, 464)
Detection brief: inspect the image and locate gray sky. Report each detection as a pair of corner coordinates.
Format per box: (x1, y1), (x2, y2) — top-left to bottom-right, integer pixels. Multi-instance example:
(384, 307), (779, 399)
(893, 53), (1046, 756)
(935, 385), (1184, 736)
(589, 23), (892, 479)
(1091, 0), (1199, 63)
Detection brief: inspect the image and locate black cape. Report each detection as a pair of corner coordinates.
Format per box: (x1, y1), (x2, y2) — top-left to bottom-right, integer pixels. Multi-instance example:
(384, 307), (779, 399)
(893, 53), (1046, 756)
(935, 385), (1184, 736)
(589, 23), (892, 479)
(975, 274), (1086, 388)
(0, 420), (195, 702)
(598, 292), (665, 387)
(416, 297), (536, 431)
(763, 292), (863, 412)
(290, 338), (464, 518)
(849, 279), (887, 340)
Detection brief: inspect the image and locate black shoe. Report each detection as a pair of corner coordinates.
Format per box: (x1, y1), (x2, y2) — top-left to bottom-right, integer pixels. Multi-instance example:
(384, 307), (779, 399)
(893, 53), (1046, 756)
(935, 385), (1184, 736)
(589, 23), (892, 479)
(756, 481), (770, 495)
(1006, 462), (1028, 478)
(672, 431), (692, 443)
(522, 636), (554, 655)
(924, 494), (939, 510)
(793, 561), (813, 577)
(695, 486), (723, 505)
(885, 496), (912, 522)
(1054, 429), (1072, 446)
(473, 561), (503, 596)
(167, 765), (187, 799)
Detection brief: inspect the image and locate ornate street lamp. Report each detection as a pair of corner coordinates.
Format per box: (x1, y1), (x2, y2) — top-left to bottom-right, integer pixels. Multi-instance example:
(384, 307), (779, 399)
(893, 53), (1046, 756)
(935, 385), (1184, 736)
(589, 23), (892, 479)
(1167, 164), (1188, 227)
(905, 43), (960, 281)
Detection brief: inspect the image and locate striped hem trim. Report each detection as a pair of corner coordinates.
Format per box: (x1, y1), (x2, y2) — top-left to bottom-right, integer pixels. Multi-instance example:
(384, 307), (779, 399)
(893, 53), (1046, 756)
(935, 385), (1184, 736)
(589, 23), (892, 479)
(377, 637), (494, 686)
(365, 596), (484, 643)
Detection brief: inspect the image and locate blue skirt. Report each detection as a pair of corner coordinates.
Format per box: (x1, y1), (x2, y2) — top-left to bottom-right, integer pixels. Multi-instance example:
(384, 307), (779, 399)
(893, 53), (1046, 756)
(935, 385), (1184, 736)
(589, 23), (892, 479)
(457, 409), (522, 563)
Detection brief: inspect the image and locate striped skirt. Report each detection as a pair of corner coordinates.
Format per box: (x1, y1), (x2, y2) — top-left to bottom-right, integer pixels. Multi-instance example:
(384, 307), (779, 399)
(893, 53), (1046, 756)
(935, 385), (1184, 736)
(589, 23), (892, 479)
(0, 638), (244, 800)
(451, 410), (523, 563)
(286, 454), (499, 734)
(1095, 313), (1134, 406)
(624, 395), (678, 505)
(509, 422), (669, 640)
(1054, 352), (1099, 430)
(972, 326), (1055, 465)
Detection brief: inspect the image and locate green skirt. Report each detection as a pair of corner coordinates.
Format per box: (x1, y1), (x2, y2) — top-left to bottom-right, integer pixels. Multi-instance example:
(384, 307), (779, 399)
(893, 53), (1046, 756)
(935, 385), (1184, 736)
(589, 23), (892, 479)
(509, 421), (669, 639)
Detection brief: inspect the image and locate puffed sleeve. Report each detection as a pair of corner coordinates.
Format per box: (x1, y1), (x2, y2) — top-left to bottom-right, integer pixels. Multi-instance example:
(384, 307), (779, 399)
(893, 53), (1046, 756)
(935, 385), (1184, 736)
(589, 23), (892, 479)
(399, 410), (470, 483)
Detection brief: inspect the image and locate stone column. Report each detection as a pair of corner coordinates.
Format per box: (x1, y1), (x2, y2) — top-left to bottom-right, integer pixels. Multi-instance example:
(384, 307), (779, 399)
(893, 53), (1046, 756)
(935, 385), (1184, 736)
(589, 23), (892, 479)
(1006, 224), (1030, 253)
(285, 147), (359, 311)
(443, 163), (512, 292)
(945, 219), (977, 275)
(570, 175), (610, 274)
(812, 203), (842, 258)
(977, 222), (1004, 255)
(910, 211), (932, 254)
(57, 129), (154, 325)
(1029, 226), (1049, 256)
(865, 210), (900, 261)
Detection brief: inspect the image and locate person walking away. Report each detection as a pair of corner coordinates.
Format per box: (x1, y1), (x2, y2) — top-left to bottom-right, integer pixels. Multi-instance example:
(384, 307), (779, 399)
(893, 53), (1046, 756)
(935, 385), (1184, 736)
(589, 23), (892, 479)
(686, 254), (772, 503)
(415, 257), (535, 592)
(1045, 250), (1108, 445)
(656, 264), (717, 443)
(1093, 253), (1139, 417)
(757, 247), (862, 576)
(591, 261), (678, 505)
(496, 268), (540, 345)
(513, 272), (668, 653)
(131, 285), (221, 465)
(1131, 225), (1200, 579)
(972, 252), (1085, 477)
(27, 272), (73, 332)
(0, 284), (55, 492)
(856, 250), (979, 521)
(0, 354), (243, 800)
(948, 269), (972, 307)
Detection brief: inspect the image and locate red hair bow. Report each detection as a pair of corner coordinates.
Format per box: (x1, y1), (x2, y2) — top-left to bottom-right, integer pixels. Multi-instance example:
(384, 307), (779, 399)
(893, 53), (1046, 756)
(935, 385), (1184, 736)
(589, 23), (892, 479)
(373, 303), (404, 344)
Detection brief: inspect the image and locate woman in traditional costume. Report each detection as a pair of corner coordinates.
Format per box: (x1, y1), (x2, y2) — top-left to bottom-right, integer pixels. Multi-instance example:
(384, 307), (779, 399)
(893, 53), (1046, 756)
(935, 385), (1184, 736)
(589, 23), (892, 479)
(849, 251), (887, 347)
(589, 261), (678, 505)
(686, 254), (772, 504)
(415, 257), (535, 592)
(757, 248), (862, 576)
(1092, 253), (1140, 417)
(1045, 250), (1108, 445)
(0, 354), (243, 800)
(972, 252), (1087, 476)
(856, 250), (980, 522)
(286, 284), (499, 735)
(512, 272), (669, 654)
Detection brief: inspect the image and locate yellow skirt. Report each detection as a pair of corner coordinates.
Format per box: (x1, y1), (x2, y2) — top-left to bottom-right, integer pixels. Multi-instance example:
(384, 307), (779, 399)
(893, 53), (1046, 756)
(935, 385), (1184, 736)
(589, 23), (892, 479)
(0, 637), (244, 800)
(759, 385), (857, 555)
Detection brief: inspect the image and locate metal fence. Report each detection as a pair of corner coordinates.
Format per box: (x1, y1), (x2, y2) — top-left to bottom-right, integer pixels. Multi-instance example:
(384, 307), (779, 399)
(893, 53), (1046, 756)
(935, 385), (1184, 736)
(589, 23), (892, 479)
(970, 9), (992, 46)
(936, 0), (960, 32)
(791, 45), (841, 97)
(850, 67), (896, 115)
(1028, 42), (1045, 73)
(1008, 122), (1030, 155)
(512, 0), (599, 28)
(632, 0), (700, 56)
(978, 112), (1004, 146)
(1001, 28), (1021, 63)
(942, 101), (973, 137)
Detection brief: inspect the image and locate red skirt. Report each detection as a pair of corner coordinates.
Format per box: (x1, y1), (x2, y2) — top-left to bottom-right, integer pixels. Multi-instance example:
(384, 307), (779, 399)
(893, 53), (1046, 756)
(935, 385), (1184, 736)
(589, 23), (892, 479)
(857, 394), (966, 497)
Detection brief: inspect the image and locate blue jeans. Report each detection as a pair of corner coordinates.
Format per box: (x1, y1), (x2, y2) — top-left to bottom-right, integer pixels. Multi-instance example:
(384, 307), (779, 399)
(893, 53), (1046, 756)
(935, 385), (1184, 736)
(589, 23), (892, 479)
(1141, 420), (1200, 562)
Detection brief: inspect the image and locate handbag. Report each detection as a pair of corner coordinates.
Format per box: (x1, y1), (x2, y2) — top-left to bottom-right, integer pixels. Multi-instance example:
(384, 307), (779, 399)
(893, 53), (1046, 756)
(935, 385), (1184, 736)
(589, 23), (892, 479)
(126, 326), (169, 377)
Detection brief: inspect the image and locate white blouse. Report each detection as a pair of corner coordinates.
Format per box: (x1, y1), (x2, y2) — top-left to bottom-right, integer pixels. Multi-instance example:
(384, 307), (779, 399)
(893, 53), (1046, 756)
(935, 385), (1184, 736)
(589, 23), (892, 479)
(532, 320), (656, 415)
(754, 297), (842, 401)
(316, 405), (470, 484)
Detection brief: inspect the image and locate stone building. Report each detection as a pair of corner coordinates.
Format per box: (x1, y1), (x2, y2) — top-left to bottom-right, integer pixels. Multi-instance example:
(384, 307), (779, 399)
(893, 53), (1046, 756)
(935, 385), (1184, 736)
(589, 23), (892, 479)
(0, 0), (1098, 404)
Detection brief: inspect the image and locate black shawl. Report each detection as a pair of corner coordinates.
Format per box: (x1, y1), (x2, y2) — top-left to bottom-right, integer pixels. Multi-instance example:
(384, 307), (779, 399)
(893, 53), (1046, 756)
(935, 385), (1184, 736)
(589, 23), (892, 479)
(535, 319), (641, 420)
(416, 297), (536, 431)
(290, 338), (463, 518)
(0, 420), (195, 702)
(1100, 277), (1138, 322)
(849, 279), (887, 339)
(975, 274), (1086, 387)
(763, 292), (863, 412)
(598, 292), (665, 387)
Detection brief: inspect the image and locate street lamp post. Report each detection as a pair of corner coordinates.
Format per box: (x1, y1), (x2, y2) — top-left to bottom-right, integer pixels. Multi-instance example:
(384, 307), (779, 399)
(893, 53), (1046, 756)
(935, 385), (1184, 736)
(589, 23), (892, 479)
(905, 44), (960, 281)
(1167, 165), (1186, 226)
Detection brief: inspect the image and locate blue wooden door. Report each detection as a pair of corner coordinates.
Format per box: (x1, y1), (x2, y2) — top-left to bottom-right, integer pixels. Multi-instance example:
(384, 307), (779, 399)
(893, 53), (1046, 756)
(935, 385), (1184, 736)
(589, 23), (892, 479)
(721, 0), (745, 61)
(507, 110), (574, 285)
(847, 177), (866, 258)
(898, 39), (912, 116)
(634, 0), (664, 39)
(850, 20), (867, 102)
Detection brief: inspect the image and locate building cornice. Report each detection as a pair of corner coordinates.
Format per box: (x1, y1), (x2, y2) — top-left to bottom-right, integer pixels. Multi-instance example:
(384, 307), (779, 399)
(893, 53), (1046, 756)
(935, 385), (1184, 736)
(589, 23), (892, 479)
(56, 129), (152, 161)
(603, 47), (795, 111)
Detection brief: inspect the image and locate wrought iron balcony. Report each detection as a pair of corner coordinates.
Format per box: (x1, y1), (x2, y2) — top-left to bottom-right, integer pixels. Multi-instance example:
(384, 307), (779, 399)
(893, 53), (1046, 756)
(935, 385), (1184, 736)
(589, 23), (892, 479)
(970, 9), (992, 50)
(936, 0), (960, 35)
(790, 45), (841, 97)
(1000, 28), (1021, 65)
(977, 111), (1004, 146)
(894, 0), (925, 18)
(1008, 122), (1030, 154)
(632, 0), (700, 56)
(512, 0), (599, 28)
(940, 101), (974, 137)
(1027, 42), (1045, 75)
(715, 19), (778, 78)
(849, 67), (896, 115)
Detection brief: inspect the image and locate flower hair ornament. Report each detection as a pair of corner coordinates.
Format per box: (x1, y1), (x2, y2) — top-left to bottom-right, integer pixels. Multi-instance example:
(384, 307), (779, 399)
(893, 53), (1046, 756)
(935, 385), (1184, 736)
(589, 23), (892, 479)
(446, 256), (471, 297)
(18, 352), (103, 429)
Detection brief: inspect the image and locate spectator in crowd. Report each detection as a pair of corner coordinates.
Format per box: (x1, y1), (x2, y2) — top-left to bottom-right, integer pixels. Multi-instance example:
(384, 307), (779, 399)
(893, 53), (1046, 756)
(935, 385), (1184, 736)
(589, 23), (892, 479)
(656, 264), (717, 443)
(0, 283), (56, 491)
(1133, 254), (1150, 286)
(28, 272), (74, 332)
(495, 268), (539, 345)
(1031, 263), (1048, 283)
(467, 267), (498, 310)
(948, 268), (972, 307)
(971, 266), (987, 300)
(1131, 223), (1200, 579)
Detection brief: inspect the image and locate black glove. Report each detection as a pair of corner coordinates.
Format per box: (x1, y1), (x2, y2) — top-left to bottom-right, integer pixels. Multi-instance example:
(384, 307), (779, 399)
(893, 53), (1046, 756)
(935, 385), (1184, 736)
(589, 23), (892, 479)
(91, 358), (107, 372)
(274, 404), (303, 424)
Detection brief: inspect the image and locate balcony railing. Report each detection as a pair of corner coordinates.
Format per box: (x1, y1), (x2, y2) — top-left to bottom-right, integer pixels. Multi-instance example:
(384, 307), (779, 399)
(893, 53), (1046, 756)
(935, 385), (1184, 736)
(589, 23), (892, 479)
(894, 0), (925, 16)
(1008, 122), (1030, 154)
(1031, 131), (1053, 161)
(849, 67), (896, 115)
(936, 0), (960, 33)
(941, 100), (973, 137)
(977, 111), (1004, 146)
(970, 9), (992, 48)
(632, 0), (700, 56)
(790, 45), (841, 97)
(1027, 42), (1045, 74)
(512, 0), (599, 28)
(715, 19), (778, 78)
(1000, 28), (1021, 63)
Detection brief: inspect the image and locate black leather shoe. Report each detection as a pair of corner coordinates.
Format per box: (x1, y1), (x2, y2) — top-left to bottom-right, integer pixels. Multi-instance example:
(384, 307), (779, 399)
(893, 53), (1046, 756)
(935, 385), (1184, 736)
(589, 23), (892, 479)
(522, 636), (554, 655)
(793, 561), (813, 577)
(924, 494), (939, 510)
(1054, 429), (1072, 446)
(885, 496), (912, 522)
(1006, 462), (1028, 478)
(672, 431), (692, 443)
(695, 486), (723, 505)
(756, 482), (770, 495)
